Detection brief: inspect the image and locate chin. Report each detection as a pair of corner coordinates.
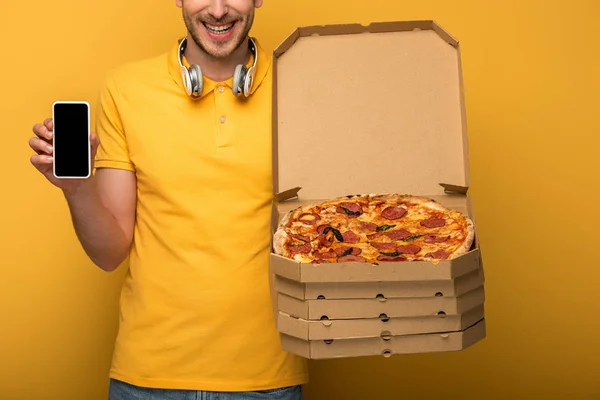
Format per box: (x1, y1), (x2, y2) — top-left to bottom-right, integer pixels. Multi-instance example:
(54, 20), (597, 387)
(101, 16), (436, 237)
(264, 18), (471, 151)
(202, 39), (242, 59)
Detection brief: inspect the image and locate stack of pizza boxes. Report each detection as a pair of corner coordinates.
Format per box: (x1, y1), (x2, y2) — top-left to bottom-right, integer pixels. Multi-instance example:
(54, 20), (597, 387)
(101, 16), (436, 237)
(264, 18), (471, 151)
(269, 20), (486, 359)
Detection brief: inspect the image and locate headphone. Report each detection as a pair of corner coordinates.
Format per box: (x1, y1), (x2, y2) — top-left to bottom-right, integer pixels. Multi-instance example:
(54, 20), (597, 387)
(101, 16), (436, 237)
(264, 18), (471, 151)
(178, 36), (258, 99)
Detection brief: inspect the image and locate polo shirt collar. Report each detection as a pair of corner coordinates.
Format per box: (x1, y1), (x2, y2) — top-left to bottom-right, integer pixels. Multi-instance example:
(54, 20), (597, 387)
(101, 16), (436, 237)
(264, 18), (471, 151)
(167, 36), (270, 99)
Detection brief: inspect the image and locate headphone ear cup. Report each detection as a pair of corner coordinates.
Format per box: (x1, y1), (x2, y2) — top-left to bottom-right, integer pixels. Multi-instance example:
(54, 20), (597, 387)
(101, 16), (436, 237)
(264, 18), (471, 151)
(243, 70), (254, 97)
(180, 66), (192, 97)
(232, 64), (247, 96)
(189, 64), (203, 98)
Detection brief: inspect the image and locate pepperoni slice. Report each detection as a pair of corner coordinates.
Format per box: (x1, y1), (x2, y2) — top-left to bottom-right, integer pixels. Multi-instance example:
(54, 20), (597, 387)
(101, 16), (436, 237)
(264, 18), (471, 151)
(298, 213), (321, 225)
(311, 260), (330, 264)
(288, 243), (311, 255)
(318, 234), (334, 247)
(396, 245), (421, 255)
(384, 229), (412, 240)
(336, 202), (363, 218)
(334, 247), (362, 256)
(335, 247), (350, 256)
(370, 242), (397, 250)
(316, 224), (331, 234)
(420, 217), (445, 228)
(377, 255), (407, 262)
(381, 206), (407, 220)
(341, 202), (363, 212)
(337, 255), (367, 263)
(359, 222), (378, 232)
(424, 234), (449, 243)
(342, 231), (360, 244)
(291, 234), (311, 243)
(314, 250), (336, 259)
(425, 249), (451, 259)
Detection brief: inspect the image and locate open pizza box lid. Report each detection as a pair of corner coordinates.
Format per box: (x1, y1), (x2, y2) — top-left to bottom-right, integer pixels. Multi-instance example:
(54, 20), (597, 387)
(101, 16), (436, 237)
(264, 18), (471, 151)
(270, 20), (482, 282)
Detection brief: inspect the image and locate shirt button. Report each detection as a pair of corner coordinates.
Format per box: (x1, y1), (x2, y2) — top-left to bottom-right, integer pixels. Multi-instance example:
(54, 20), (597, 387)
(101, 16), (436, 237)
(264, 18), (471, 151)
(220, 115), (226, 123)
(218, 85), (225, 93)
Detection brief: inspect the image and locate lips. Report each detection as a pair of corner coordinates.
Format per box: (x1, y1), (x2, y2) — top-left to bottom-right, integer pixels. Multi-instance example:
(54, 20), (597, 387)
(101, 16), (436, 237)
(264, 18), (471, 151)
(202, 22), (235, 34)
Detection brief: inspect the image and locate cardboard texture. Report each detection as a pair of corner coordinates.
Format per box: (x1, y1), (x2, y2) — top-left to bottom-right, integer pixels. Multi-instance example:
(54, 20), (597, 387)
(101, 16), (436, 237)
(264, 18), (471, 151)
(278, 304), (485, 341)
(277, 285), (484, 320)
(270, 20), (486, 359)
(275, 266), (484, 300)
(280, 319), (485, 360)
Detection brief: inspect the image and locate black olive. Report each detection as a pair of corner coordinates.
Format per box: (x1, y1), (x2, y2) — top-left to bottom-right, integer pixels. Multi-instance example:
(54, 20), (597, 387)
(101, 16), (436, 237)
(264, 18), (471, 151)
(402, 235), (424, 242)
(323, 227), (344, 242)
(341, 207), (361, 216)
(376, 224), (396, 232)
(340, 248), (353, 257)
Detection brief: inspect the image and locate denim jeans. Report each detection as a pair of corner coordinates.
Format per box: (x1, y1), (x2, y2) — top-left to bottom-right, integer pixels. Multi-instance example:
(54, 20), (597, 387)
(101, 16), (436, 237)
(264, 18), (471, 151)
(108, 379), (303, 400)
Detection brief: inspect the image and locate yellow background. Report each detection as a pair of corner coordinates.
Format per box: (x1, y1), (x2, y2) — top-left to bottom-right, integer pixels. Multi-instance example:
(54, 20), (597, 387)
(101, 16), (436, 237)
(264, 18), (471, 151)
(2, 0), (599, 399)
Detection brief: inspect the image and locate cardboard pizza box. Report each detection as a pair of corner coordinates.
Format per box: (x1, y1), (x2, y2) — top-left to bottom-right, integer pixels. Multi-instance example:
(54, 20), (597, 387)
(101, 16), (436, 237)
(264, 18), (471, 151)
(269, 20), (483, 282)
(279, 319), (486, 360)
(275, 265), (483, 301)
(277, 285), (484, 320)
(268, 20), (486, 358)
(277, 304), (484, 341)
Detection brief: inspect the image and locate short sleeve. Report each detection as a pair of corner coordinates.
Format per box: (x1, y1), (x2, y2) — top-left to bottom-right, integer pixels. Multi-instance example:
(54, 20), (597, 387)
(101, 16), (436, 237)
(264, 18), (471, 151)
(94, 73), (135, 172)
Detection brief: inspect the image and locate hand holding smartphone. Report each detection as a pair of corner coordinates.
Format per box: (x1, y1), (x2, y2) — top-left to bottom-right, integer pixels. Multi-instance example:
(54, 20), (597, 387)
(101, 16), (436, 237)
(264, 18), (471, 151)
(51, 101), (92, 179)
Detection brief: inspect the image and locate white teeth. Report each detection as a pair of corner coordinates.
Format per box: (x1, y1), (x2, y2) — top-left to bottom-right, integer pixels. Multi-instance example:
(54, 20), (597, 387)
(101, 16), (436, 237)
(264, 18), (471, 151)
(204, 23), (234, 33)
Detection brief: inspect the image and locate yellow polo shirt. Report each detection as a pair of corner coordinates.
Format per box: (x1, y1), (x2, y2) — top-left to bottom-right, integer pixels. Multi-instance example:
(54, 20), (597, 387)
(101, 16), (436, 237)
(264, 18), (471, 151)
(93, 37), (308, 391)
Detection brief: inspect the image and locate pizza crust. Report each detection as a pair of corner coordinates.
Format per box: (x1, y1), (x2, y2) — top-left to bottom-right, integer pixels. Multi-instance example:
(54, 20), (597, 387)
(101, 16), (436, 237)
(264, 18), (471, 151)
(273, 203), (306, 256)
(370, 193), (448, 211)
(272, 226), (287, 256)
(450, 216), (475, 258)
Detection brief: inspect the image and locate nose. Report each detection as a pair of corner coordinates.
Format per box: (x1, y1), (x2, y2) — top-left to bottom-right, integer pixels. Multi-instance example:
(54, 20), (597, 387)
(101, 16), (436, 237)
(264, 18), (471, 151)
(208, 0), (228, 20)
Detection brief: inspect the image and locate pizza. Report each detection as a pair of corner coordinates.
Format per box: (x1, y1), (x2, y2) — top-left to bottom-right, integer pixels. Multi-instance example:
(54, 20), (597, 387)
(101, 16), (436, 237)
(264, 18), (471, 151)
(273, 194), (474, 264)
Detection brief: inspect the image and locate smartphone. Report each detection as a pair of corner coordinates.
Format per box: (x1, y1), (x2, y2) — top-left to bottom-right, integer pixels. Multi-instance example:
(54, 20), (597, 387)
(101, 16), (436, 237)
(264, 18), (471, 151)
(52, 101), (91, 179)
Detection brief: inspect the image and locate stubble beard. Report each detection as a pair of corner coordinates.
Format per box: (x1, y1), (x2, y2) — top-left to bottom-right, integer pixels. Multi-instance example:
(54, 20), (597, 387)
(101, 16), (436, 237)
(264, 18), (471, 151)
(183, 8), (254, 59)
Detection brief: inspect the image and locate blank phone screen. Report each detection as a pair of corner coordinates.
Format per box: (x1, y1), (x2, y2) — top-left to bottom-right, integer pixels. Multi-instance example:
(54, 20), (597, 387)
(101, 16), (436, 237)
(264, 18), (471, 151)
(53, 102), (90, 178)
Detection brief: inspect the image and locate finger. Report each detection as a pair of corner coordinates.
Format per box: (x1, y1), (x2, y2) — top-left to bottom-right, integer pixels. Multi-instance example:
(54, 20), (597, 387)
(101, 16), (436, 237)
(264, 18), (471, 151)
(90, 132), (101, 154)
(32, 122), (52, 141)
(32, 123), (42, 136)
(29, 137), (53, 155)
(30, 154), (53, 167)
(91, 132), (100, 147)
(43, 118), (54, 131)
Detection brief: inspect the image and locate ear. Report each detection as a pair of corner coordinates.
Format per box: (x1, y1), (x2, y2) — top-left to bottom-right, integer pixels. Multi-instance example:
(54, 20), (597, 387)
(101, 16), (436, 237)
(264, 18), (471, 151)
(254, 0), (263, 8)
(175, 0), (183, 8)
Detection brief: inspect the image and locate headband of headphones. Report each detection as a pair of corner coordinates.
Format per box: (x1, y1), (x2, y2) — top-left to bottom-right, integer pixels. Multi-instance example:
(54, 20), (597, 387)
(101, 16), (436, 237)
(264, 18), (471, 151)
(177, 36), (258, 99)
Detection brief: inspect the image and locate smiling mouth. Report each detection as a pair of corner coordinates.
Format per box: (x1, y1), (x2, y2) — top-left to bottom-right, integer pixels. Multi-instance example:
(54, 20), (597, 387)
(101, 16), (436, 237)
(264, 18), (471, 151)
(202, 22), (235, 34)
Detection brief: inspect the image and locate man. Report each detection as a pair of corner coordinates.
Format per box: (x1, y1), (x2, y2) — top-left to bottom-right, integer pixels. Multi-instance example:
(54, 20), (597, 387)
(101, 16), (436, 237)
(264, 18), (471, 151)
(28, 0), (309, 399)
